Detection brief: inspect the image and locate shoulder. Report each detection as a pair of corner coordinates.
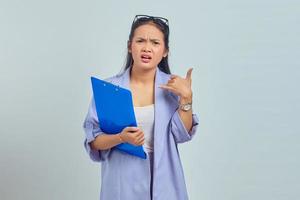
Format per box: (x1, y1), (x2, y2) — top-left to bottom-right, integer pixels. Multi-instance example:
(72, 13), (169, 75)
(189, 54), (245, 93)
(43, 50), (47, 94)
(103, 75), (118, 83)
(102, 70), (125, 84)
(158, 68), (171, 80)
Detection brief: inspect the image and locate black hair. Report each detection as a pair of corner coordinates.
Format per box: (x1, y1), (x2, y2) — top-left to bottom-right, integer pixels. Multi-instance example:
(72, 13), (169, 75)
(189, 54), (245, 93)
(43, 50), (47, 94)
(123, 16), (171, 74)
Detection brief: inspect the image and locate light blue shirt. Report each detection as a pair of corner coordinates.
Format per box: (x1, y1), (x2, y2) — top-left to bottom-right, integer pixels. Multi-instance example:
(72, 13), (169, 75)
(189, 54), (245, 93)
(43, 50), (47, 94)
(83, 67), (199, 200)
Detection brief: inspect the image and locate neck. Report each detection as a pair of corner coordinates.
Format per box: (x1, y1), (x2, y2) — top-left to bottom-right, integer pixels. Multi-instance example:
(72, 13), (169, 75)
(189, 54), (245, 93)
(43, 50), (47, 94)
(130, 66), (156, 85)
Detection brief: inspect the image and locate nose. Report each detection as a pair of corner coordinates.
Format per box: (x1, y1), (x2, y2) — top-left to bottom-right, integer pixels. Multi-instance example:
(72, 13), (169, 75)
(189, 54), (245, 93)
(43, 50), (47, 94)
(142, 41), (151, 52)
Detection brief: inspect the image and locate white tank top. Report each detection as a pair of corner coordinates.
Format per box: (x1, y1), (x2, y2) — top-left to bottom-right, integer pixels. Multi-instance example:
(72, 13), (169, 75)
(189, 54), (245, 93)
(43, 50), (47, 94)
(133, 104), (155, 153)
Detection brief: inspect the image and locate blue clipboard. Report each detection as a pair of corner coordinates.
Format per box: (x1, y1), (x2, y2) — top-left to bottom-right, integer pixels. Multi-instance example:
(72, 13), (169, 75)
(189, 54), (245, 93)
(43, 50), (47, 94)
(91, 76), (147, 159)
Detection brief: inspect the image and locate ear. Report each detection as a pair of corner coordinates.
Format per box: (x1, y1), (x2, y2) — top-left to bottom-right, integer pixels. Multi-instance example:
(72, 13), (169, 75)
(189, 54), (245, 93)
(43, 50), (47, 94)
(127, 40), (132, 53)
(163, 49), (169, 58)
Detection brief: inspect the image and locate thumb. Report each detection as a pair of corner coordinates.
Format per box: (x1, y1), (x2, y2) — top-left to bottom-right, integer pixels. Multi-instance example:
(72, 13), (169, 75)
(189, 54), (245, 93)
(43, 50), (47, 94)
(186, 68), (193, 80)
(125, 126), (139, 132)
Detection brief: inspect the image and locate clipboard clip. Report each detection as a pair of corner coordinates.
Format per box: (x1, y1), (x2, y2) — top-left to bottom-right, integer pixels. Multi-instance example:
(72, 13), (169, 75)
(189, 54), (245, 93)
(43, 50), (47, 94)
(102, 80), (120, 91)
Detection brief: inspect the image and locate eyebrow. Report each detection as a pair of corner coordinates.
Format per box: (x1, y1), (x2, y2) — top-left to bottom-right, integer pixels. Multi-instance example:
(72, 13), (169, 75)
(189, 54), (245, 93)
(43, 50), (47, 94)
(136, 37), (161, 42)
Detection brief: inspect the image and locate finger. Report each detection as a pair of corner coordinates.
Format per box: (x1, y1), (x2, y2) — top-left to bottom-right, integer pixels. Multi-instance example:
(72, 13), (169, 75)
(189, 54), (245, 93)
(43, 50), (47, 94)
(159, 85), (180, 96)
(167, 79), (175, 84)
(137, 137), (145, 145)
(132, 130), (142, 138)
(170, 74), (178, 79)
(159, 84), (174, 91)
(125, 126), (140, 132)
(136, 134), (144, 142)
(135, 130), (144, 137)
(138, 139), (145, 145)
(135, 135), (144, 144)
(185, 68), (193, 80)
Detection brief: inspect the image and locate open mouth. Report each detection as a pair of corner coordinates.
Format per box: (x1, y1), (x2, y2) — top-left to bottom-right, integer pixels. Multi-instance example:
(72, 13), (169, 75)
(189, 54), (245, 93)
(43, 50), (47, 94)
(141, 54), (152, 63)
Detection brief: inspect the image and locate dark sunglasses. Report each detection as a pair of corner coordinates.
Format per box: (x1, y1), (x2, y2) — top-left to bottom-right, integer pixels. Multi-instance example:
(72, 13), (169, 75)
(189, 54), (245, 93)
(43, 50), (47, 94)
(132, 15), (169, 27)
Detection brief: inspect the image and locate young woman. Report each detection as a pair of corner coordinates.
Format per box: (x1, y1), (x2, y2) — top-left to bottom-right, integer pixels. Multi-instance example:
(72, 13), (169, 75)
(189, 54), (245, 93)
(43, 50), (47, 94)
(83, 15), (199, 200)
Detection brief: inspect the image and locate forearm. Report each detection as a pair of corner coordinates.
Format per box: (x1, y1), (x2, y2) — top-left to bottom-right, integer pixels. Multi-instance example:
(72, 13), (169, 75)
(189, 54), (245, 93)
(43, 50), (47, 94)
(90, 133), (123, 150)
(178, 96), (193, 134)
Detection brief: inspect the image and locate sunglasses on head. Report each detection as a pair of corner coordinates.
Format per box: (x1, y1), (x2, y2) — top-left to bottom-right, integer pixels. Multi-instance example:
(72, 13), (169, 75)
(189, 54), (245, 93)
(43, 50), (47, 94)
(132, 15), (169, 27)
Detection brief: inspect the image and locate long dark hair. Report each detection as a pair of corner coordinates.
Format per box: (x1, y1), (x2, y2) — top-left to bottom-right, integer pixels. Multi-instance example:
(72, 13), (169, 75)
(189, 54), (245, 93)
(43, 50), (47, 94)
(123, 15), (171, 74)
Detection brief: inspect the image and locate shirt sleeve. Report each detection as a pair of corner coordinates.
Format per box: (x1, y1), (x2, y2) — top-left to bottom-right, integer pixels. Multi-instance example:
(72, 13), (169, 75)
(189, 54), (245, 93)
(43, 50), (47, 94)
(170, 109), (199, 143)
(82, 97), (111, 162)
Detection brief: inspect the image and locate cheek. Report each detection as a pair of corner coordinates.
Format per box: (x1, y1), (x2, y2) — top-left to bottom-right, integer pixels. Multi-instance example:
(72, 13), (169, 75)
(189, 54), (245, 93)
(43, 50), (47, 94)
(131, 45), (142, 55)
(154, 48), (165, 59)
(130, 46), (139, 57)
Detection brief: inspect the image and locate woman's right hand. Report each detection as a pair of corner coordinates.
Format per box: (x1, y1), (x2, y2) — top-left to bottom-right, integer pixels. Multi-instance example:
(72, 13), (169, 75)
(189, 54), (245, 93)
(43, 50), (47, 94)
(119, 127), (145, 146)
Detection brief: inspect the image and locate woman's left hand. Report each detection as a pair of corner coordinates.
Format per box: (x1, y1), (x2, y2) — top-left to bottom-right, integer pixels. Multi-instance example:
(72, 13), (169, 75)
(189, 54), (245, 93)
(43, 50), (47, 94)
(159, 68), (193, 102)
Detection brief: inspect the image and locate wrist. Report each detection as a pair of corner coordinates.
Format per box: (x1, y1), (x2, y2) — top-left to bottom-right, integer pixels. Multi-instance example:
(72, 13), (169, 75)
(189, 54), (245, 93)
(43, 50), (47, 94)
(118, 133), (125, 143)
(179, 94), (192, 104)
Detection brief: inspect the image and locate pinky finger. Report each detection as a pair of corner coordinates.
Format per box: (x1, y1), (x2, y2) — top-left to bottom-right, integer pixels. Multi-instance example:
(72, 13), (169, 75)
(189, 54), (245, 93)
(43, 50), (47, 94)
(138, 138), (145, 145)
(159, 85), (173, 91)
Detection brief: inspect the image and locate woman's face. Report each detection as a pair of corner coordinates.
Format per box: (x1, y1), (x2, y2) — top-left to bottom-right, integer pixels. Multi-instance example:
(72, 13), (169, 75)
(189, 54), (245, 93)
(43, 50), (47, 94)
(129, 23), (168, 71)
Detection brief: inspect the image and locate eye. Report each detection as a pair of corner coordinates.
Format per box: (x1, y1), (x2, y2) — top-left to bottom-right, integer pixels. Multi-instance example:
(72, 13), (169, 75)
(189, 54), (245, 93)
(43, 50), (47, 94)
(153, 41), (160, 45)
(136, 40), (143, 43)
